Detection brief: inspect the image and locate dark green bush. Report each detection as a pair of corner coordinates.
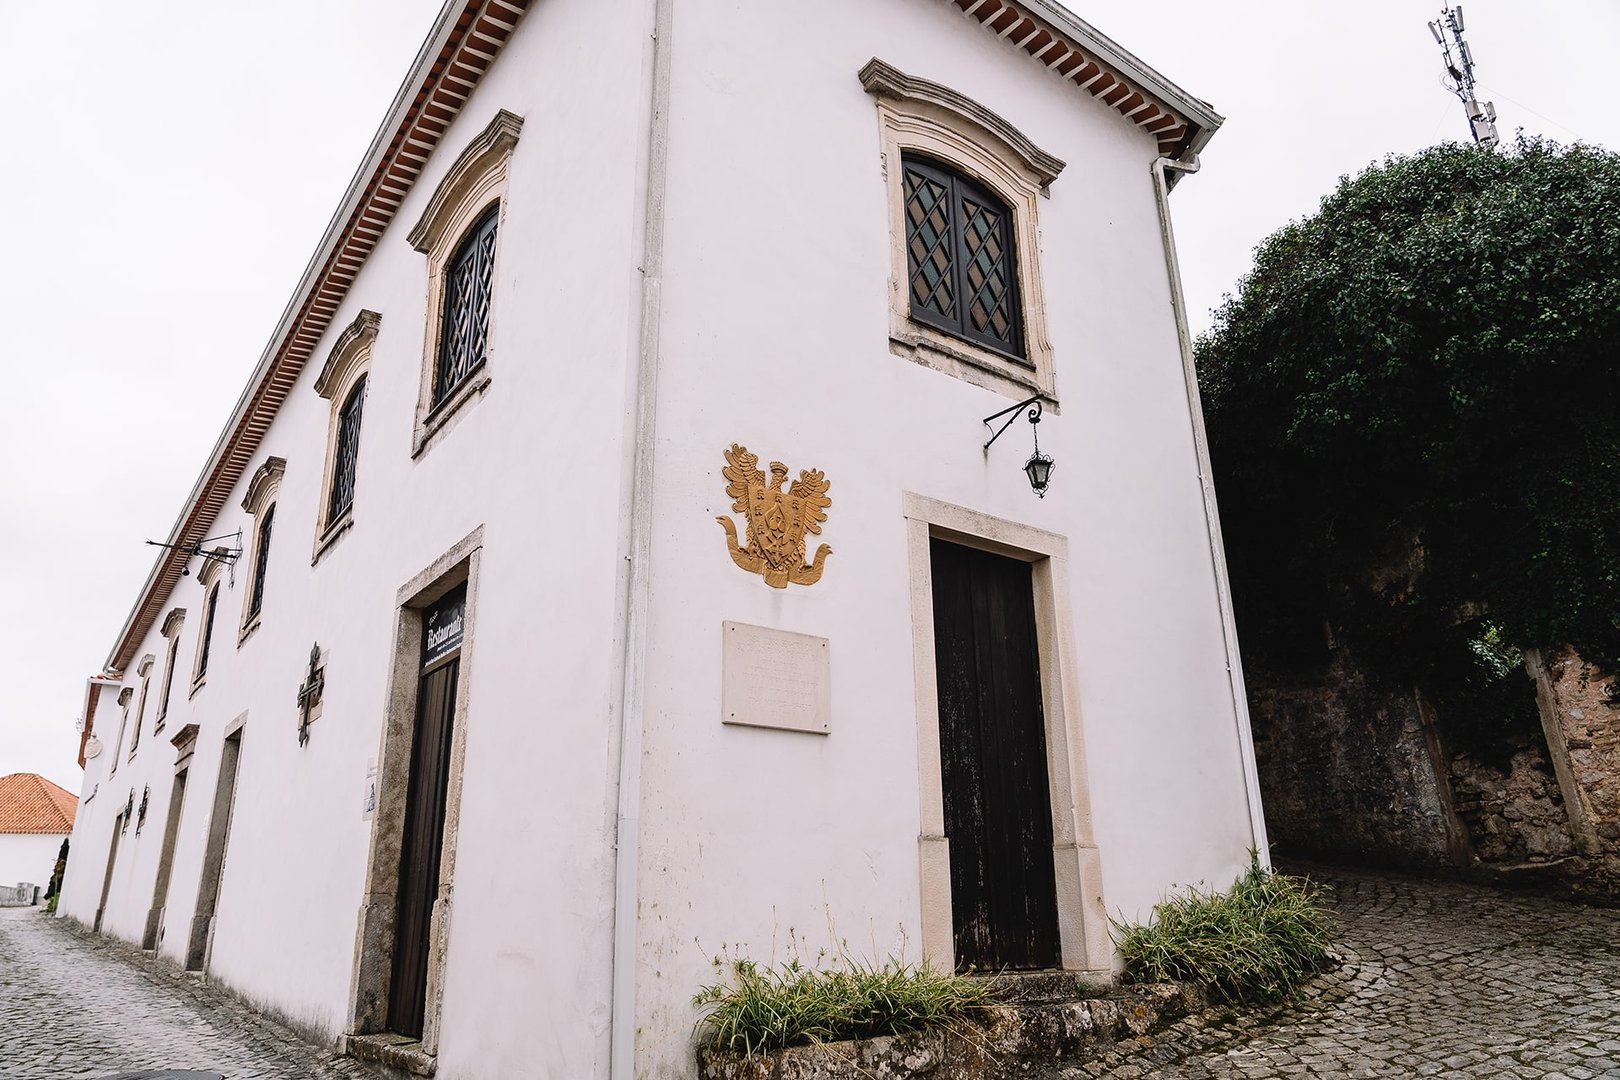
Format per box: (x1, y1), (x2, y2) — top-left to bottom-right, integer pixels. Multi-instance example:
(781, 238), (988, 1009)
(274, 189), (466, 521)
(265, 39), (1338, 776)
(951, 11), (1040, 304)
(1115, 859), (1335, 1004)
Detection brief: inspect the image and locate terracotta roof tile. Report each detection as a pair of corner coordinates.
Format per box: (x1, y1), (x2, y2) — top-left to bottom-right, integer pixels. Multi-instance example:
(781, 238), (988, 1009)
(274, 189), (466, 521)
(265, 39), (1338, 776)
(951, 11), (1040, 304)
(0, 773), (77, 834)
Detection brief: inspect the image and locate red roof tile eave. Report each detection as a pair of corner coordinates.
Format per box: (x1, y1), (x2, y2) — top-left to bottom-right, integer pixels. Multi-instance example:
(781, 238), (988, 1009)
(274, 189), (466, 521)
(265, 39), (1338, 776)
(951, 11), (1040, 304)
(946, 0), (1222, 161)
(0, 774), (77, 834)
(104, 0), (530, 674)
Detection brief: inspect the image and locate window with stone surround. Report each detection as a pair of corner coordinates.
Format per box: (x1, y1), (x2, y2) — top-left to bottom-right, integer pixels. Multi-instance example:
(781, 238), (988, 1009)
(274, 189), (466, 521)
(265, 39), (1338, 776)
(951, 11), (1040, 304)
(860, 59), (1064, 402)
(406, 109), (522, 458)
(192, 548), (228, 695)
(313, 310), (378, 560)
(238, 456), (284, 644)
(155, 607), (185, 731)
(128, 655), (153, 760)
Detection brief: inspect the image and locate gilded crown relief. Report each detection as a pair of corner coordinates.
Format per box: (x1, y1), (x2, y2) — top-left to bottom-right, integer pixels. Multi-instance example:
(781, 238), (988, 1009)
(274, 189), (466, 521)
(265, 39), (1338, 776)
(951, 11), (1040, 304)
(716, 444), (832, 589)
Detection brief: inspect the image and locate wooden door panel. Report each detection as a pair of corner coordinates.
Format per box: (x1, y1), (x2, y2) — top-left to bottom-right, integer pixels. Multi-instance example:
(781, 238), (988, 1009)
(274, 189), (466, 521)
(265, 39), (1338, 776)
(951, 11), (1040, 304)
(388, 657), (458, 1038)
(931, 539), (1060, 971)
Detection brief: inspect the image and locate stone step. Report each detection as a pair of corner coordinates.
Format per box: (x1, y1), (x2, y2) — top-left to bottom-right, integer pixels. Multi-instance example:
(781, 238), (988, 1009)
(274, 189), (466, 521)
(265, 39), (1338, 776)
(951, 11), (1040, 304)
(972, 969), (1114, 1006)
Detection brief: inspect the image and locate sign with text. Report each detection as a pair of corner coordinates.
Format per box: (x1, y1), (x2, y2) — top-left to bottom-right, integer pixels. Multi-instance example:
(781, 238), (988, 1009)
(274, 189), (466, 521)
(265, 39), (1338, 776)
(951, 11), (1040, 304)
(721, 621), (830, 735)
(423, 586), (466, 666)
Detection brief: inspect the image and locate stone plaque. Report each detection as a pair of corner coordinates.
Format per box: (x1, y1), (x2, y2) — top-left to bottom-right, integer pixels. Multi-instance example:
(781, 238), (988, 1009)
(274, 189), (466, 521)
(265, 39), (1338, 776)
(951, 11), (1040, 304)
(721, 621), (830, 735)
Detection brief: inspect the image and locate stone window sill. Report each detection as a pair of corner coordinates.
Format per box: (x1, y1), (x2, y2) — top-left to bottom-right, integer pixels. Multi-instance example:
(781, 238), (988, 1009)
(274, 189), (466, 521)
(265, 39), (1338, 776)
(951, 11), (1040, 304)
(312, 509), (355, 566)
(412, 368), (491, 460)
(238, 613), (262, 648)
(889, 328), (1056, 405)
(188, 677), (206, 700)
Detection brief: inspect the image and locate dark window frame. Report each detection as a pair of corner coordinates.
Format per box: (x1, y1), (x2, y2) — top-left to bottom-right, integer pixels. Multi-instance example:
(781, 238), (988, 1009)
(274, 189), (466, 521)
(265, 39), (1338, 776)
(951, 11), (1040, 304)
(197, 585), (220, 682)
(901, 153), (1027, 363)
(328, 375), (368, 523)
(247, 506), (275, 621)
(433, 203), (500, 407)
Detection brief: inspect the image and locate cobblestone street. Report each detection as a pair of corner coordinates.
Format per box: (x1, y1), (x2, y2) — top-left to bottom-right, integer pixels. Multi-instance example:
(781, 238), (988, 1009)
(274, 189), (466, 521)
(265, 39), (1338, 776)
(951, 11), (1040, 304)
(1080, 866), (1620, 1079)
(3, 867), (1619, 1078)
(0, 908), (379, 1080)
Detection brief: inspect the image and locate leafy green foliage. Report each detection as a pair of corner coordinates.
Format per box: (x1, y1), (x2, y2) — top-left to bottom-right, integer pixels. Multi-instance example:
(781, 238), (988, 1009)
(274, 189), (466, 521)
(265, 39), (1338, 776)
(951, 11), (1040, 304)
(1197, 137), (1620, 734)
(693, 955), (989, 1057)
(1115, 860), (1335, 1004)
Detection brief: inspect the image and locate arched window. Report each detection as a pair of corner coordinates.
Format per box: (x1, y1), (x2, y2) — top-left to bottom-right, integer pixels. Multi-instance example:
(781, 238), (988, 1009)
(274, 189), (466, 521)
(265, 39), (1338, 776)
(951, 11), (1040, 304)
(328, 374), (367, 522)
(902, 153), (1024, 360)
(247, 504), (274, 621)
(434, 204), (499, 406)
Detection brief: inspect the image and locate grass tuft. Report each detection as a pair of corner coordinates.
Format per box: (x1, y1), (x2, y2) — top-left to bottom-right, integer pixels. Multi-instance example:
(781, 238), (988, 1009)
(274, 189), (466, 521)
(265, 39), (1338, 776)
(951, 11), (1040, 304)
(1114, 856), (1336, 1005)
(693, 955), (989, 1057)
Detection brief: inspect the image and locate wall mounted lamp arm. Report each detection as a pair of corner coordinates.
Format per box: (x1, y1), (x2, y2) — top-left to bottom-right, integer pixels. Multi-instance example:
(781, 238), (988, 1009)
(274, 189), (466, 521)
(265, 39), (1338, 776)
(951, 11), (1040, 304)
(982, 395), (1044, 451)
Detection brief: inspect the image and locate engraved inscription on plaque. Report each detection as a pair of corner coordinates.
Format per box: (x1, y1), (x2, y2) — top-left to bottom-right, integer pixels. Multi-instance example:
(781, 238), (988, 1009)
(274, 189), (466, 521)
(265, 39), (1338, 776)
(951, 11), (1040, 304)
(721, 621), (831, 735)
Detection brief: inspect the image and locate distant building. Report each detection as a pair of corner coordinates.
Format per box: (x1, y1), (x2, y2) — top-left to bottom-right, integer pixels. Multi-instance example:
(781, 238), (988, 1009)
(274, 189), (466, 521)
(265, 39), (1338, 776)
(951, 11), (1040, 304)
(0, 773), (75, 895)
(58, 0), (1265, 1076)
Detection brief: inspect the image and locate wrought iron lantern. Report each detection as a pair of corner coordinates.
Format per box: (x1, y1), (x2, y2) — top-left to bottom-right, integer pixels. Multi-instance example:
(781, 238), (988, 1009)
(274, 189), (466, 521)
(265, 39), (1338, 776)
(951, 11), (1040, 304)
(983, 395), (1055, 498)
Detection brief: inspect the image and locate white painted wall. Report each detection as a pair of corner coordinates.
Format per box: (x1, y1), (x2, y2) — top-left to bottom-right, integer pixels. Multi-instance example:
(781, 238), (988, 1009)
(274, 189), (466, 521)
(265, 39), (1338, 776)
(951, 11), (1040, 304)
(0, 833), (65, 893)
(62, 2), (649, 1074)
(629, 2), (1257, 1075)
(59, 2), (1263, 1078)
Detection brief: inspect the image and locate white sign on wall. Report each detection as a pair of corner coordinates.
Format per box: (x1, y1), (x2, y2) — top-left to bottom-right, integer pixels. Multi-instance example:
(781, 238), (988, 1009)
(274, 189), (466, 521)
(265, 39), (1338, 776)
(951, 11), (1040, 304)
(721, 621), (830, 735)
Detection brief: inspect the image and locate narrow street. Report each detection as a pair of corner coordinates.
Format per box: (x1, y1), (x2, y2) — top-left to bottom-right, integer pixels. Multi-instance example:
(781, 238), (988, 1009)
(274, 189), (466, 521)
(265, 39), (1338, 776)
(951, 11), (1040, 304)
(1082, 866), (1620, 1079)
(3, 868), (1618, 1078)
(0, 908), (379, 1080)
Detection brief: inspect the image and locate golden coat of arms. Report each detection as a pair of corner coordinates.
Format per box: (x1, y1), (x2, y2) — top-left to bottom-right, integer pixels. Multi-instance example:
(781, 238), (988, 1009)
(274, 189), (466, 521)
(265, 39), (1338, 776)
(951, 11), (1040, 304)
(716, 444), (833, 588)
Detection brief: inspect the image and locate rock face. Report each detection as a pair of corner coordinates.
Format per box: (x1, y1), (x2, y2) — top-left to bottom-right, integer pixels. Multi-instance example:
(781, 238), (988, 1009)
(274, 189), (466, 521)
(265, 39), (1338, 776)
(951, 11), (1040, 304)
(1247, 656), (1456, 871)
(1250, 646), (1620, 903)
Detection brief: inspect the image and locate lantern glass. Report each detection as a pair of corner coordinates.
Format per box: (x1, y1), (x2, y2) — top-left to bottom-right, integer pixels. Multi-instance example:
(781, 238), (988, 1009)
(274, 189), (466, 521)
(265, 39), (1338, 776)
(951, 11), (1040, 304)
(1024, 451), (1054, 496)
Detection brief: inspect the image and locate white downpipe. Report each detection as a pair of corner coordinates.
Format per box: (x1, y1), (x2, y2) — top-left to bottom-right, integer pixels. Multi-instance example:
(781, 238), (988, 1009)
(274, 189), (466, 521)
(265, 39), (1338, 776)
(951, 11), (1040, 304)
(610, 1), (674, 1077)
(1150, 155), (1271, 863)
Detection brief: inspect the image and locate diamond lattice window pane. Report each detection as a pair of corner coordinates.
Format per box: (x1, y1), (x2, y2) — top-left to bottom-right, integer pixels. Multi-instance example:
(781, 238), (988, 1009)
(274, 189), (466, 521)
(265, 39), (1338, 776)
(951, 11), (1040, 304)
(962, 198), (1014, 344)
(435, 205), (499, 405)
(905, 167), (955, 319)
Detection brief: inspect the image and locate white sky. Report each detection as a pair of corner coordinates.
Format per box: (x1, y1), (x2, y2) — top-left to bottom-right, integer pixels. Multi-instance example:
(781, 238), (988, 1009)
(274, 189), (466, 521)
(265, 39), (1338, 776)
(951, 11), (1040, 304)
(2, 1), (1615, 793)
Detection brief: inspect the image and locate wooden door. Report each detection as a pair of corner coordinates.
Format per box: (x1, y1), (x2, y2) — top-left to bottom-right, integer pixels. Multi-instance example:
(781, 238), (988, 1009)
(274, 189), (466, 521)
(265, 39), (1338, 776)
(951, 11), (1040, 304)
(930, 539), (1060, 971)
(94, 815), (123, 932)
(187, 729), (243, 971)
(388, 589), (463, 1039)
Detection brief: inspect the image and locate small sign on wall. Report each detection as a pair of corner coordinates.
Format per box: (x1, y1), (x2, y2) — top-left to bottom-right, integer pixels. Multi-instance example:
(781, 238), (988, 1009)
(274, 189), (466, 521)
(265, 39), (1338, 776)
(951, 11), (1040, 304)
(721, 621), (830, 735)
(363, 757), (377, 820)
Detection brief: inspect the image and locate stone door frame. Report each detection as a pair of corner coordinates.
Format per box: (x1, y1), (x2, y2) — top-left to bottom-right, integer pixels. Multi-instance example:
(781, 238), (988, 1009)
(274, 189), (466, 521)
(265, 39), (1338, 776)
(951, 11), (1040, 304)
(903, 493), (1109, 974)
(344, 527), (482, 1065)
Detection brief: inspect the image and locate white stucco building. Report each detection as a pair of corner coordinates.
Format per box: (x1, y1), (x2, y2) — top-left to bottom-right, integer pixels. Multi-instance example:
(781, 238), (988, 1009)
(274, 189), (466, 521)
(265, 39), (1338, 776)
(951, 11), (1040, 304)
(58, 1), (1266, 1076)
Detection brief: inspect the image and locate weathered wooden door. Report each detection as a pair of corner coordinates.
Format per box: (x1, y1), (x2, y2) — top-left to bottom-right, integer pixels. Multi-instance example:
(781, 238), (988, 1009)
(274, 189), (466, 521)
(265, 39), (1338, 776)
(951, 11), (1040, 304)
(388, 588), (463, 1039)
(930, 539), (1060, 971)
(94, 814), (123, 933)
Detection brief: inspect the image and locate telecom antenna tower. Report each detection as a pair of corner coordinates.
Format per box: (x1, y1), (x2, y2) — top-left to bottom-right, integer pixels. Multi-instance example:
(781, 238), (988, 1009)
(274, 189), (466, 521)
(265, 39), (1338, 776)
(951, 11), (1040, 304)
(1428, 6), (1498, 147)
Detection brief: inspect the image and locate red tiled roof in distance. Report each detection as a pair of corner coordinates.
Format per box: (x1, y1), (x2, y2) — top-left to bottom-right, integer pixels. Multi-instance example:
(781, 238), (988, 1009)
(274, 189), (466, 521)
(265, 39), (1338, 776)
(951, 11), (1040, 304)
(0, 773), (78, 834)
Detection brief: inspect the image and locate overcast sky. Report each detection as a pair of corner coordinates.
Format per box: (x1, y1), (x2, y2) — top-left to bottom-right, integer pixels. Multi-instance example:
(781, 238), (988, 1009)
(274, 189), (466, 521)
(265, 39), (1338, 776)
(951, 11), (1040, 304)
(2, 1), (1615, 793)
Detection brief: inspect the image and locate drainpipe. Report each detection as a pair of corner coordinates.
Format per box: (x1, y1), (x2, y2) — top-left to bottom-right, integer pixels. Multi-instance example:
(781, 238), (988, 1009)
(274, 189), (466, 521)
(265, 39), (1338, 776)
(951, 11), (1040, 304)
(609, 0), (673, 1077)
(1150, 154), (1271, 864)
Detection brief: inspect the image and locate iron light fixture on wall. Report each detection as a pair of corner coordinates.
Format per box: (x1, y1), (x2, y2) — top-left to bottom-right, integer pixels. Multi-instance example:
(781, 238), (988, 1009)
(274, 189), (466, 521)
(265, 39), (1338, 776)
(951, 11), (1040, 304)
(983, 395), (1054, 497)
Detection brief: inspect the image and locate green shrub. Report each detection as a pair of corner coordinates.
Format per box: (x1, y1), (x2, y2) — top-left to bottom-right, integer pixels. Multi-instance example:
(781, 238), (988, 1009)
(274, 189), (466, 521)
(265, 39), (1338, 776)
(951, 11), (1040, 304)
(1114, 858), (1335, 1004)
(693, 955), (989, 1056)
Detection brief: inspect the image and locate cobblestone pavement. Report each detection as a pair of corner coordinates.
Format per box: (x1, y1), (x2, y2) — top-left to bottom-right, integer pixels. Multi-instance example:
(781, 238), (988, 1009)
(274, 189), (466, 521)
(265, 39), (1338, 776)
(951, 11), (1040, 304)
(0, 907), (382, 1080)
(1075, 865), (1620, 1079)
(4, 868), (1618, 1079)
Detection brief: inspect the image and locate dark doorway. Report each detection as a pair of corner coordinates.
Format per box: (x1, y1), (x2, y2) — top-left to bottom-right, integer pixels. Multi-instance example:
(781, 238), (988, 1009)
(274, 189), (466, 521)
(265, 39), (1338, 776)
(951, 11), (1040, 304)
(94, 814), (124, 933)
(144, 768), (188, 950)
(187, 729), (243, 971)
(930, 538), (1060, 971)
(388, 586), (464, 1039)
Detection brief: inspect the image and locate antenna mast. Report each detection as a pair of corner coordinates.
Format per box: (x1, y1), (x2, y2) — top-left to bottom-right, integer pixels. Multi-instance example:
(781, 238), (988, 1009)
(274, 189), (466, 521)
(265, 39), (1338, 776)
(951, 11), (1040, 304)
(1428, 6), (1498, 148)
